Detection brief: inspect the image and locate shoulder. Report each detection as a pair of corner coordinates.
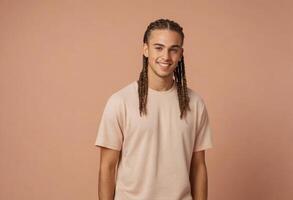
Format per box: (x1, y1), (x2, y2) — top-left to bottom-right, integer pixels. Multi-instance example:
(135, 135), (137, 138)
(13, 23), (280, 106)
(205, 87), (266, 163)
(186, 87), (208, 110)
(106, 81), (137, 105)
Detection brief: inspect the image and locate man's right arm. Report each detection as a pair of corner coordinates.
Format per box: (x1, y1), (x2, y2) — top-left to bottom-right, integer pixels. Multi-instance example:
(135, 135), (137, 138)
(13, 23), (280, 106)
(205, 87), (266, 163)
(98, 146), (121, 200)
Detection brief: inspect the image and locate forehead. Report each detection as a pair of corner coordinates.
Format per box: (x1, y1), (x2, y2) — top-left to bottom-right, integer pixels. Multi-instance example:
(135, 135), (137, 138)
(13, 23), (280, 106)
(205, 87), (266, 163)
(148, 29), (182, 47)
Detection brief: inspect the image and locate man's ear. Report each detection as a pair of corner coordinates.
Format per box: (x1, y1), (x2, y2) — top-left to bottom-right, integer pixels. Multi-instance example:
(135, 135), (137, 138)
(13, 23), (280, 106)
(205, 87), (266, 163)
(143, 43), (149, 57)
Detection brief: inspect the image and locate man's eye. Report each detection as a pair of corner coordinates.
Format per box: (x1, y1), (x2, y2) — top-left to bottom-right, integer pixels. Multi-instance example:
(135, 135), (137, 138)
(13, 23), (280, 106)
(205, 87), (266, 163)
(171, 49), (178, 52)
(155, 47), (162, 50)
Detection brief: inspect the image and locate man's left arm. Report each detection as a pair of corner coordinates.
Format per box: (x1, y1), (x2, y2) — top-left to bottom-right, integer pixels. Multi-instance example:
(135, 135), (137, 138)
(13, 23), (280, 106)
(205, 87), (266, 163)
(189, 150), (208, 200)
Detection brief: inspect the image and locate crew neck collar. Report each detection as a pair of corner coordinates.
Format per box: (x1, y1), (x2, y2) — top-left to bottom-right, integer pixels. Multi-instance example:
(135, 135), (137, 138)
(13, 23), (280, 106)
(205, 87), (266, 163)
(148, 80), (176, 94)
(134, 80), (176, 95)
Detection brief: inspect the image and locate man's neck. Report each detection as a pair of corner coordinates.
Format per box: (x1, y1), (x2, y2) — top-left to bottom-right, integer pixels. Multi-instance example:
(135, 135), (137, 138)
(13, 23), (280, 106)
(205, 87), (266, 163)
(148, 76), (174, 92)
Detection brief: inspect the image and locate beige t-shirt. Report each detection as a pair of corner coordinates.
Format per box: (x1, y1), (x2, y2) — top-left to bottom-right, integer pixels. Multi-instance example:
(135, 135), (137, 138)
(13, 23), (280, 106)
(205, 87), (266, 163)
(95, 80), (213, 200)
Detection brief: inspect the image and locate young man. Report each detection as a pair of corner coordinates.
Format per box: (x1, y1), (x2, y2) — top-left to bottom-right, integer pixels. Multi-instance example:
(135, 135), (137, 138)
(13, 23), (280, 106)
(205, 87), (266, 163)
(95, 18), (213, 200)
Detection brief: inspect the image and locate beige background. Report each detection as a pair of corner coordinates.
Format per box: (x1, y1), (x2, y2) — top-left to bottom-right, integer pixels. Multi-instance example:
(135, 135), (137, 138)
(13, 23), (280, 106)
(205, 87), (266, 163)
(1, 0), (292, 200)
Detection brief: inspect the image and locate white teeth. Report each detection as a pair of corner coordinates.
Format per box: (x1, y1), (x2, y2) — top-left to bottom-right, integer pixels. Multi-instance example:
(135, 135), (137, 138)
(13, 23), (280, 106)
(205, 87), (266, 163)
(159, 63), (170, 67)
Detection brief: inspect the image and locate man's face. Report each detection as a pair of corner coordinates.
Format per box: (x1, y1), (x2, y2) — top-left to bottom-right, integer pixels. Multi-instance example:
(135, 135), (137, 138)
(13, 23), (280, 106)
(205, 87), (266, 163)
(143, 29), (184, 79)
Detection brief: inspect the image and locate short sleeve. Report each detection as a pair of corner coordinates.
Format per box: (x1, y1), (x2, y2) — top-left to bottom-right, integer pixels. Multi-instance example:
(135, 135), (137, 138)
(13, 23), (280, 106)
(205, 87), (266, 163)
(94, 94), (124, 151)
(193, 100), (213, 152)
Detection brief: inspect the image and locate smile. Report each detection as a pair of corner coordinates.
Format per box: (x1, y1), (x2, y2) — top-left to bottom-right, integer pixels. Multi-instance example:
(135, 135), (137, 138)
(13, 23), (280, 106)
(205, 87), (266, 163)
(158, 62), (171, 67)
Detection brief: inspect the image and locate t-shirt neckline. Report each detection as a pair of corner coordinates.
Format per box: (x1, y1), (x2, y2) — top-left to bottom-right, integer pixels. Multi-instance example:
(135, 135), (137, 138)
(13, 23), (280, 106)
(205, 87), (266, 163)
(148, 80), (176, 94)
(134, 80), (176, 95)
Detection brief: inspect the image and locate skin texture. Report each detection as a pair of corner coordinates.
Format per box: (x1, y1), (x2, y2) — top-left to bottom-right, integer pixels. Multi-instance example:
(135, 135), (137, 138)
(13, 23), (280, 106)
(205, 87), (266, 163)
(98, 146), (120, 200)
(143, 29), (184, 91)
(190, 150), (208, 200)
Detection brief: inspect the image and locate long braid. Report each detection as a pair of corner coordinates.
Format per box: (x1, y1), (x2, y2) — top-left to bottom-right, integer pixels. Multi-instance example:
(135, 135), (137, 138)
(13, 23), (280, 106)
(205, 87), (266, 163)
(137, 55), (148, 116)
(138, 18), (190, 119)
(175, 55), (191, 119)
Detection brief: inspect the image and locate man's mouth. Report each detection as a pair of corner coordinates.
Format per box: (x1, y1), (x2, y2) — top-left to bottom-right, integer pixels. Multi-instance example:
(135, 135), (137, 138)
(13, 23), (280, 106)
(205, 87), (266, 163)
(157, 62), (172, 72)
(158, 62), (171, 67)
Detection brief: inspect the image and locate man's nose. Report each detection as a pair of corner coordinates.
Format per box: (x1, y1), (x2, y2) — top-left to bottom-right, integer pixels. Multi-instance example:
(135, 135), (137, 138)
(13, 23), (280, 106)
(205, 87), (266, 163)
(162, 49), (170, 60)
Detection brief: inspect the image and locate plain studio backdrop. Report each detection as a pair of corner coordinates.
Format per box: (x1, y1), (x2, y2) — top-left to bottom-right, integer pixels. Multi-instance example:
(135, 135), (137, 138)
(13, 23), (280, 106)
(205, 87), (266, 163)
(0, 0), (292, 200)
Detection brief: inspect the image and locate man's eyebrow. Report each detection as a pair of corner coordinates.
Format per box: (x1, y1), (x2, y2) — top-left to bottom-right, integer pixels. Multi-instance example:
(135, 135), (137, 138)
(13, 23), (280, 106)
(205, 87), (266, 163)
(152, 43), (181, 48)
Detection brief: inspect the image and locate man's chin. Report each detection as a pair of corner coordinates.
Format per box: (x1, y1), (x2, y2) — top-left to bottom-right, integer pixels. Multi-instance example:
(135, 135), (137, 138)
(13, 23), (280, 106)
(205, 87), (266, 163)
(155, 71), (174, 79)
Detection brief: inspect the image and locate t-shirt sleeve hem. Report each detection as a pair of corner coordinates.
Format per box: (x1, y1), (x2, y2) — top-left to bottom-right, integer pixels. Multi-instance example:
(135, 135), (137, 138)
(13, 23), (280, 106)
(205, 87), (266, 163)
(95, 141), (121, 151)
(193, 144), (213, 152)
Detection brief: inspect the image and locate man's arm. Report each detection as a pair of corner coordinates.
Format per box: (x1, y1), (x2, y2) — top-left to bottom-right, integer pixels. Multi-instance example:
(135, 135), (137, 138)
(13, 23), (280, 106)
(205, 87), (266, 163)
(189, 150), (208, 200)
(98, 146), (121, 200)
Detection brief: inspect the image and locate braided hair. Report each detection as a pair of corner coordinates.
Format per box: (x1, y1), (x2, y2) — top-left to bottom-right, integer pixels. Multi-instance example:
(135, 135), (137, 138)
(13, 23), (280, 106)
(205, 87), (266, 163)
(137, 18), (191, 119)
